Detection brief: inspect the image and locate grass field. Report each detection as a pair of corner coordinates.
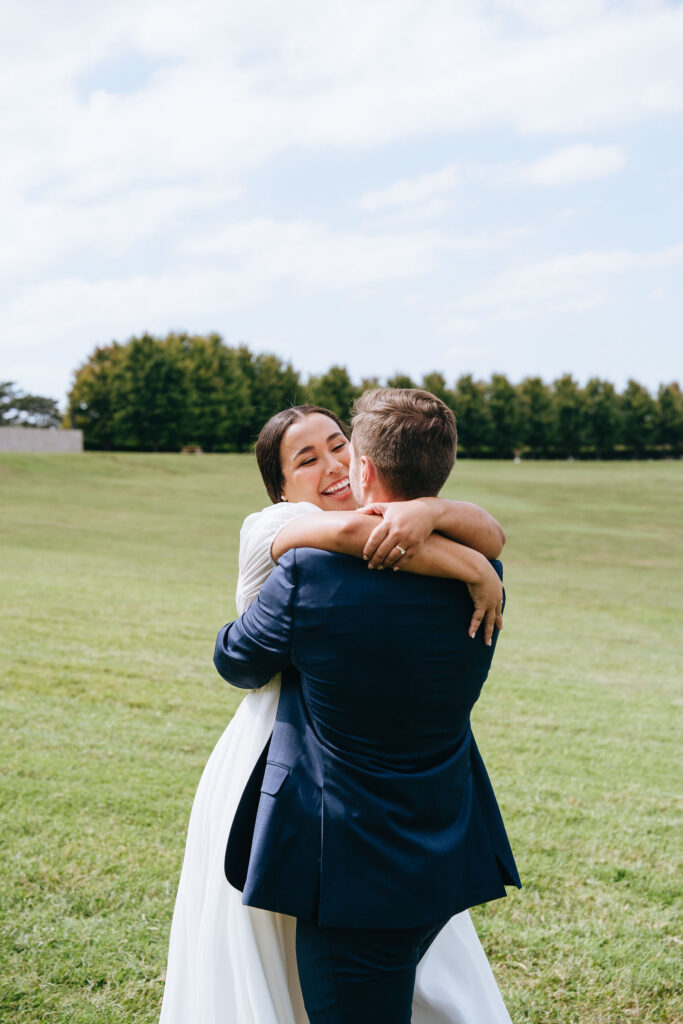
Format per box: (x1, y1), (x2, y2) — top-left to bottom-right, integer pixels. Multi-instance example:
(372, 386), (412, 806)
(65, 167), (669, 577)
(1, 453), (681, 1023)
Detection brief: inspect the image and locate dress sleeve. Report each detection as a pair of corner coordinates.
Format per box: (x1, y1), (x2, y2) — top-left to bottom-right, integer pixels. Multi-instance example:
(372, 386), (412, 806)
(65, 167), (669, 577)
(235, 501), (319, 615)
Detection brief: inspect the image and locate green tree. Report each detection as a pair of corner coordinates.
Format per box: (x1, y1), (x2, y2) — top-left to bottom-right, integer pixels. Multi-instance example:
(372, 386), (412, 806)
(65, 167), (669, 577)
(14, 394), (62, 428)
(1, 382), (61, 428)
(236, 348), (303, 445)
(518, 376), (555, 457)
(386, 373), (416, 389)
(112, 334), (190, 451)
(620, 379), (657, 456)
(655, 382), (683, 455)
(66, 339), (668, 459)
(452, 375), (492, 456)
(486, 374), (521, 458)
(421, 372), (456, 410)
(177, 334), (251, 450)
(68, 344), (130, 449)
(306, 365), (358, 423)
(357, 376), (381, 394)
(1, 382), (22, 424)
(584, 378), (619, 458)
(69, 334), (256, 451)
(553, 374), (586, 458)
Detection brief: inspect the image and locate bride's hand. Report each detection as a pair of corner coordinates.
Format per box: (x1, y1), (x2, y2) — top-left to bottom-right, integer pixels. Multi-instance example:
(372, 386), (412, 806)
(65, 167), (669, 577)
(466, 558), (504, 646)
(357, 498), (438, 569)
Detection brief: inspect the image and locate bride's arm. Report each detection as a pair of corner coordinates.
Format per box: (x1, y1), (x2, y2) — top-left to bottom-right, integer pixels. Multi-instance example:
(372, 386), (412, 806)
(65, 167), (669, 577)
(358, 498), (505, 564)
(272, 511), (503, 645)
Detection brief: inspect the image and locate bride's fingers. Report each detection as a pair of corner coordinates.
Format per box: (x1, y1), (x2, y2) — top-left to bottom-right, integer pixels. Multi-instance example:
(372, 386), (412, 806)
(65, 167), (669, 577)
(366, 528), (398, 567)
(469, 604), (499, 643)
(369, 534), (410, 568)
(468, 607), (484, 639)
(391, 546), (415, 570)
(483, 608), (495, 647)
(363, 521), (390, 562)
(383, 543), (412, 570)
(495, 602), (503, 631)
(357, 503), (386, 517)
(369, 540), (398, 567)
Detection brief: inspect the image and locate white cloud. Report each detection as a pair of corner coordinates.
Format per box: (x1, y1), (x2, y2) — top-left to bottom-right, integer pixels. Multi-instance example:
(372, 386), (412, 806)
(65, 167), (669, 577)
(358, 165), (460, 212)
(448, 244), (683, 325)
(2, 221), (443, 372)
(1, 4), (679, 271)
(0, 183), (239, 279)
(177, 218), (443, 290)
(1, 213), (541, 391)
(443, 340), (490, 357)
(177, 217), (531, 288)
(4, 214), (529, 356)
(356, 143), (624, 223)
(437, 318), (483, 340)
(490, 0), (608, 28)
(4, 269), (234, 356)
(4, 1), (683, 211)
(518, 143), (626, 185)
(519, 144), (625, 186)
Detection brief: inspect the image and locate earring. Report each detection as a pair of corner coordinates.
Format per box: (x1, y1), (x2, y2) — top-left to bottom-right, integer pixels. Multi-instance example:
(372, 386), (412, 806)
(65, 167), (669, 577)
(280, 495), (287, 502)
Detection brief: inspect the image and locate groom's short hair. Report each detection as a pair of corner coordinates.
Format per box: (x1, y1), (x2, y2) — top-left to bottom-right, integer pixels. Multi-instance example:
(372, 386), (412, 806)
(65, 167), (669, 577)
(351, 388), (457, 499)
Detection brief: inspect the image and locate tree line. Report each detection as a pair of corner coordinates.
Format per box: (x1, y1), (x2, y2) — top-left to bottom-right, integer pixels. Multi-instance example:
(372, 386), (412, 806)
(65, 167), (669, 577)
(59, 332), (682, 458)
(1, 382), (62, 429)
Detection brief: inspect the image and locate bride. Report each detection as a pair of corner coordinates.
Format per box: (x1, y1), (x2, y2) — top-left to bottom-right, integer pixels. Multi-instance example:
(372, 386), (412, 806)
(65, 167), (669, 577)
(160, 401), (512, 1024)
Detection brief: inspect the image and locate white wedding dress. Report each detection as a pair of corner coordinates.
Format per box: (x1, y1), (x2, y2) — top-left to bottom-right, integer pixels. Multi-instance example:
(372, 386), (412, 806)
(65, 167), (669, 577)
(159, 502), (512, 1024)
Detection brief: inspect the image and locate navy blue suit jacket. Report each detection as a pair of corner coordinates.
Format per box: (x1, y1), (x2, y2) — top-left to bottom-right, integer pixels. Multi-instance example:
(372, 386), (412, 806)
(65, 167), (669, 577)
(214, 548), (520, 928)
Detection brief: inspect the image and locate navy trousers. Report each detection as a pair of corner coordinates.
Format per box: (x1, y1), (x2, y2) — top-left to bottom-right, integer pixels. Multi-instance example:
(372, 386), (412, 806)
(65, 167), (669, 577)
(295, 917), (448, 1024)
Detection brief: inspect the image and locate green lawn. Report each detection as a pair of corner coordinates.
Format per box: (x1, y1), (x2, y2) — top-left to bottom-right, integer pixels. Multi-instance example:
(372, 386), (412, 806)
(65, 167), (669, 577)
(1, 453), (681, 1023)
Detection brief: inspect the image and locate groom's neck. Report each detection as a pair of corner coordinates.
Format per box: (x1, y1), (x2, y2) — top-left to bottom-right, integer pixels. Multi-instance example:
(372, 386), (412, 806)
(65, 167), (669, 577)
(358, 456), (407, 505)
(362, 483), (403, 504)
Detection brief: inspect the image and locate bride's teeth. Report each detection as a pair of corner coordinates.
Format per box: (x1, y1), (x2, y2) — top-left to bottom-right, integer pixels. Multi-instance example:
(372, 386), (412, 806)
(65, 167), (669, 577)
(324, 478), (349, 495)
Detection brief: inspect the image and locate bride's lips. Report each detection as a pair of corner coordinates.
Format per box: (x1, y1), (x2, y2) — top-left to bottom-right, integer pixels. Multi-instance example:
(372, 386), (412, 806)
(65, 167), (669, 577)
(320, 476), (351, 500)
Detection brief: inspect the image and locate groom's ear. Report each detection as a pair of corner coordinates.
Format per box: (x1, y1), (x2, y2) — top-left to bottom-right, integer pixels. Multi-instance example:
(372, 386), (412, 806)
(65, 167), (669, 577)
(360, 455), (374, 488)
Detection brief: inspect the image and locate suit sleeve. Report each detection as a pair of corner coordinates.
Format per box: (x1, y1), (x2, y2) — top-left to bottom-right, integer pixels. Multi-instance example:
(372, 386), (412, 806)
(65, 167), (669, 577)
(214, 550), (297, 689)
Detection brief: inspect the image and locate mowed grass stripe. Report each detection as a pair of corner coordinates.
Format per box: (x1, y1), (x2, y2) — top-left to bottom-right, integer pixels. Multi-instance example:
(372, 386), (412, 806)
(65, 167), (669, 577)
(1, 454), (681, 1023)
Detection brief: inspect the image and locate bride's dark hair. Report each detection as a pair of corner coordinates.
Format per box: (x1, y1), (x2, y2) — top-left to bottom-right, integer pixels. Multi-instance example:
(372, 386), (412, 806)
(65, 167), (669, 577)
(255, 405), (350, 504)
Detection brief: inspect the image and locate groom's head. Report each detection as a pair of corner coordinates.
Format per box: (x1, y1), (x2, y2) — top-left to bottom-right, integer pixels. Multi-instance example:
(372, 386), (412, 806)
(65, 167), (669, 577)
(350, 388), (457, 504)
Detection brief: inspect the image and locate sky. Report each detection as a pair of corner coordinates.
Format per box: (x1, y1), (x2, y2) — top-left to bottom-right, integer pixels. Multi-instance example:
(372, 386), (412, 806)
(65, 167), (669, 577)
(2, 0), (682, 407)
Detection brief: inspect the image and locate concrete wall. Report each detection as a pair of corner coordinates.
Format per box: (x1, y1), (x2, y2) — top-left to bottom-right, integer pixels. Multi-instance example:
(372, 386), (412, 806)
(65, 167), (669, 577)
(0, 427), (83, 453)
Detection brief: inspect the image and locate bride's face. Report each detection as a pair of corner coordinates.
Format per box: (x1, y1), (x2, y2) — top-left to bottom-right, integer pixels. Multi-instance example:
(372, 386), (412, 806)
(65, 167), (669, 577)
(279, 413), (356, 511)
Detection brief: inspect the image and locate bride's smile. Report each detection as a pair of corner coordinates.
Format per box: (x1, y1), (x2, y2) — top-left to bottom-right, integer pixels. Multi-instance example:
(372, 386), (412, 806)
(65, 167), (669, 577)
(321, 475), (351, 497)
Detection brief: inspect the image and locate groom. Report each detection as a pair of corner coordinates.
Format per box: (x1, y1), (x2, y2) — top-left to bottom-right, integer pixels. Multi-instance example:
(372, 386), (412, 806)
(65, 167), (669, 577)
(214, 388), (520, 1023)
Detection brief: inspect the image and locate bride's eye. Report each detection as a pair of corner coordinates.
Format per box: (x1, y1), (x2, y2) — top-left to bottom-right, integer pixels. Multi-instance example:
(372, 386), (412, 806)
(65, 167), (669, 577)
(332, 441), (348, 452)
(300, 457), (317, 466)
